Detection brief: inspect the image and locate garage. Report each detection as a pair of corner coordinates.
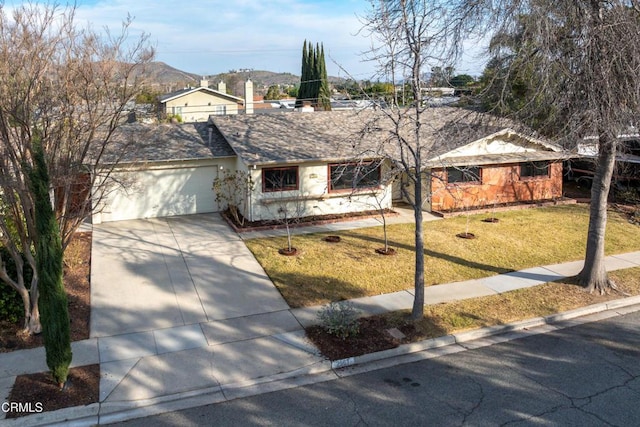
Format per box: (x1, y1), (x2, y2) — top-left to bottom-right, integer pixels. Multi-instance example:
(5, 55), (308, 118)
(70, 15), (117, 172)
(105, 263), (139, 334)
(94, 162), (221, 223)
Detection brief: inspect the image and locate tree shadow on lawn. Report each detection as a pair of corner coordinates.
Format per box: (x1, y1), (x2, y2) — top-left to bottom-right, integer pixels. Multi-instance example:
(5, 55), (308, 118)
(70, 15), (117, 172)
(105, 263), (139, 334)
(339, 231), (511, 276)
(272, 272), (371, 308)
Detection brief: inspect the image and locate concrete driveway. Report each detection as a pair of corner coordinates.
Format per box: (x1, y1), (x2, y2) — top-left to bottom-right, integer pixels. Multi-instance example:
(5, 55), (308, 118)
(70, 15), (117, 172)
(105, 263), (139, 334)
(90, 213), (290, 338)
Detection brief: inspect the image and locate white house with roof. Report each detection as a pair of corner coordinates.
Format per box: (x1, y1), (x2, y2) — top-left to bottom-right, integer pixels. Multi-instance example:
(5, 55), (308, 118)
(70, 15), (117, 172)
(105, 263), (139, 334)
(93, 104), (568, 224)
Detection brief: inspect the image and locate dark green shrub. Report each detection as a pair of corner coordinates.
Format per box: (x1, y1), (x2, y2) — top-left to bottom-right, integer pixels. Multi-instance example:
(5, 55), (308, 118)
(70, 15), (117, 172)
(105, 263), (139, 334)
(0, 247), (33, 323)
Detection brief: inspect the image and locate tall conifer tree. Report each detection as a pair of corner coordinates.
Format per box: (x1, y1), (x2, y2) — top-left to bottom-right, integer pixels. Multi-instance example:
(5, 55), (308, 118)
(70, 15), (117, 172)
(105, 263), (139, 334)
(295, 40), (331, 110)
(318, 44), (332, 111)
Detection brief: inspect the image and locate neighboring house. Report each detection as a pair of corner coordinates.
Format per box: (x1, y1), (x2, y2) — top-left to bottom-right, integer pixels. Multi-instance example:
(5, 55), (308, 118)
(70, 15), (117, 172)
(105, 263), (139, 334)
(92, 106), (568, 224)
(157, 79), (246, 123)
(567, 136), (640, 187)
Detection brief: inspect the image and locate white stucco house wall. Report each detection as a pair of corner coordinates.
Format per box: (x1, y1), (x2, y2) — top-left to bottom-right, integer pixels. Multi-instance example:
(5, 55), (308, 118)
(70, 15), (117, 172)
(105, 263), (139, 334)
(209, 111), (396, 223)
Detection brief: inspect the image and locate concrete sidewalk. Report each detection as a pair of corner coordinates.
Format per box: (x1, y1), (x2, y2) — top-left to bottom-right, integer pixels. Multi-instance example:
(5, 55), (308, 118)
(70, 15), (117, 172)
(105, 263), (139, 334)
(1, 212), (639, 426)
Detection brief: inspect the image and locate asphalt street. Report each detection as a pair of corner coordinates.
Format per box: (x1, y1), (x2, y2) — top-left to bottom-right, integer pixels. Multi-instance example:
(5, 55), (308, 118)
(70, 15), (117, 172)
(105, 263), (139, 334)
(110, 309), (640, 426)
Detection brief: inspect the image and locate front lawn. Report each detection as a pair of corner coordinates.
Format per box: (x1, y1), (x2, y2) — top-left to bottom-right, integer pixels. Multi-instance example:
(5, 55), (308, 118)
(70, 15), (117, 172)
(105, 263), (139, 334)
(244, 204), (640, 307)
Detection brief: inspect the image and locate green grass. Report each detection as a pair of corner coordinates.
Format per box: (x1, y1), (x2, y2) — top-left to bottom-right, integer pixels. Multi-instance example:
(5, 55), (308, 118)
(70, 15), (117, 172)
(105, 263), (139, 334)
(383, 266), (640, 340)
(244, 204), (640, 307)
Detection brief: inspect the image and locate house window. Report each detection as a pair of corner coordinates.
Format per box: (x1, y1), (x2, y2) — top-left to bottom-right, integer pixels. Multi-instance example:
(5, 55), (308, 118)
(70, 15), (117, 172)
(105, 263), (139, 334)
(329, 162), (380, 191)
(214, 105), (226, 115)
(446, 166), (481, 184)
(262, 166), (298, 192)
(520, 161), (550, 179)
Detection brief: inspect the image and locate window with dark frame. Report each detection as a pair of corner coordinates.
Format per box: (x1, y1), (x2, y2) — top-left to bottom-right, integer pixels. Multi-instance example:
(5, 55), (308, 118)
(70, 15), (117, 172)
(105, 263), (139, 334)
(329, 162), (380, 191)
(262, 166), (298, 192)
(446, 166), (481, 184)
(520, 161), (550, 178)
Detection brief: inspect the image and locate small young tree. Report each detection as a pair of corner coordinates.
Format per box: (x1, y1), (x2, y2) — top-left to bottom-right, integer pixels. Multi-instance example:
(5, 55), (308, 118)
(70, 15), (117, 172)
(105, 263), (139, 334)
(262, 171), (308, 254)
(359, 1), (462, 319)
(212, 170), (253, 227)
(334, 158), (396, 254)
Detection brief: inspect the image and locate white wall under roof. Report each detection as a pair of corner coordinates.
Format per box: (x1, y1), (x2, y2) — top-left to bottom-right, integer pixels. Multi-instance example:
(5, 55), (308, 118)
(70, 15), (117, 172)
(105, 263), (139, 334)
(247, 162), (392, 222)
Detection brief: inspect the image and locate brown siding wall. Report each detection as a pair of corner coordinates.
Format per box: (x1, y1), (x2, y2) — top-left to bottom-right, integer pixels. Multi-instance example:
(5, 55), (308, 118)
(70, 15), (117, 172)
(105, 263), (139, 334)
(430, 162), (563, 212)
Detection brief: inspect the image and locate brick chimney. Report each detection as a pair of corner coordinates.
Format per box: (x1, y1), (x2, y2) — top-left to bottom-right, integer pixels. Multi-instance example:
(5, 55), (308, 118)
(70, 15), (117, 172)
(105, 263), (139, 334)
(200, 77), (209, 88)
(244, 79), (254, 115)
(217, 80), (226, 93)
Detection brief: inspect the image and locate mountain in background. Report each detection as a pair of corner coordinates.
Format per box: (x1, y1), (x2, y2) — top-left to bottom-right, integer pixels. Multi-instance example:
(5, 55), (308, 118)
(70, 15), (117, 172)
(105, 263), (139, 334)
(139, 61), (347, 96)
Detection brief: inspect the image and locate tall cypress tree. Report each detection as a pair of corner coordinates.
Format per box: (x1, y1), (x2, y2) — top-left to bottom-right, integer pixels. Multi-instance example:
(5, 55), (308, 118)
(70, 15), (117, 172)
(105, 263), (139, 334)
(29, 137), (72, 388)
(296, 40), (331, 110)
(296, 40), (310, 108)
(317, 44), (332, 111)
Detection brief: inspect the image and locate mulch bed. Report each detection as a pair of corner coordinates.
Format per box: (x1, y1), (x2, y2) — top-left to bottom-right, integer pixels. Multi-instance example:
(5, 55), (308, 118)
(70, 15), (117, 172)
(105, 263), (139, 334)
(0, 232), (96, 419)
(306, 316), (421, 360)
(0, 232), (91, 352)
(5, 364), (99, 419)
(223, 208), (398, 233)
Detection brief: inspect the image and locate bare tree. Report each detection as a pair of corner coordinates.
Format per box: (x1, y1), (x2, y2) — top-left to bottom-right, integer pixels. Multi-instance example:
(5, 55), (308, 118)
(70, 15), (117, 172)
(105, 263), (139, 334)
(334, 158), (396, 253)
(359, 1), (463, 319)
(262, 171), (309, 255)
(456, 0), (640, 294)
(212, 169), (253, 227)
(0, 2), (153, 339)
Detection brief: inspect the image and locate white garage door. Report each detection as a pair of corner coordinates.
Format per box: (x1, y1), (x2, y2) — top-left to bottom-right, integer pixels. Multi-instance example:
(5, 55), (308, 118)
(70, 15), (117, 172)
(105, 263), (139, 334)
(100, 165), (219, 222)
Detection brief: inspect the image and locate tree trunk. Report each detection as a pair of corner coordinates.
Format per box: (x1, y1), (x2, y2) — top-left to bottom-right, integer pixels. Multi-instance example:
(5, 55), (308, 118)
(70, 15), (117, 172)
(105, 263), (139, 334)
(578, 136), (617, 294)
(382, 211), (389, 252)
(16, 286), (32, 331)
(28, 284), (42, 334)
(18, 285), (42, 334)
(411, 176), (425, 320)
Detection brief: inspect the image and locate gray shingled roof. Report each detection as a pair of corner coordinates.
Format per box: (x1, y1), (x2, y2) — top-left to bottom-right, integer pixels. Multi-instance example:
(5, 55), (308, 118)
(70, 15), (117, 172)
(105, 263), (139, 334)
(210, 108), (563, 167)
(100, 122), (235, 164)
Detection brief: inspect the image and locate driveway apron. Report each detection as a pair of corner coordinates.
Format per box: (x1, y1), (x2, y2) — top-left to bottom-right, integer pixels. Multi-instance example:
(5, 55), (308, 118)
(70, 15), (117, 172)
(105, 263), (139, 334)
(90, 213), (290, 338)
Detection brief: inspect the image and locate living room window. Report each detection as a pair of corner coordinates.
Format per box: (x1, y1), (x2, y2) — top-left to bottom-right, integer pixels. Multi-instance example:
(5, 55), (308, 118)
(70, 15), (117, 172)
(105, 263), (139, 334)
(446, 166), (481, 184)
(520, 161), (550, 179)
(329, 162), (380, 191)
(262, 166), (299, 192)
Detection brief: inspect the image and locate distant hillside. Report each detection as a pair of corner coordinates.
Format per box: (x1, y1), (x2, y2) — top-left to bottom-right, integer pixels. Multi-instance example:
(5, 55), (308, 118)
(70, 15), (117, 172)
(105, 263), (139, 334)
(138, 62), (346, 96)
(137, 62), (201, 92)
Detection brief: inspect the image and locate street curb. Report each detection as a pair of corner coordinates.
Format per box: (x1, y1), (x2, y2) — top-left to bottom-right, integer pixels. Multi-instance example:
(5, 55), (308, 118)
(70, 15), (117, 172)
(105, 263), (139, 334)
(329, 295), (640, 369)
(7, 296), (640, 426)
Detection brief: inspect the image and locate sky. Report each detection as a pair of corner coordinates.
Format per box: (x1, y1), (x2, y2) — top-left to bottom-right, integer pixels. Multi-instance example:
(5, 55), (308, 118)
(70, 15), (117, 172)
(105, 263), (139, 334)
(4, 0), (489, 79)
